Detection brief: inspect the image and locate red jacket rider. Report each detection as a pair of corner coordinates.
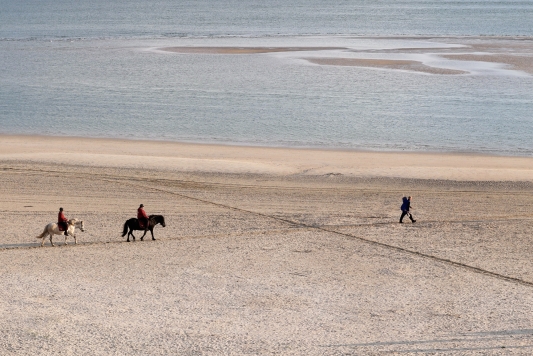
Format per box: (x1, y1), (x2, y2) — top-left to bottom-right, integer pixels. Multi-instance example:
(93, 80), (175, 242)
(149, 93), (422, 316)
(58, 207), (69, 235)
(137, 204), (149, 229)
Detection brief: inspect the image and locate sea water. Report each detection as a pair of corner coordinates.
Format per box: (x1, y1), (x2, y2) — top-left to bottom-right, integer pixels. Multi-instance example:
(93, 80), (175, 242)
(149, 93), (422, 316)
(1, 0), (533, 155)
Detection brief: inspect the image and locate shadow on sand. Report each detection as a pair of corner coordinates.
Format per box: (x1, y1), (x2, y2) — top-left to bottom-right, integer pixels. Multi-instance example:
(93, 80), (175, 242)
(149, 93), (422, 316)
(321, 329), (533, 353)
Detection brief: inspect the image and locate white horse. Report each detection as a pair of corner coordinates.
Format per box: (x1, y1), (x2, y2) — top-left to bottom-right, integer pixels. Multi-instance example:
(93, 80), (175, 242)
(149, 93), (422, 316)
(36, 219), (85, 247)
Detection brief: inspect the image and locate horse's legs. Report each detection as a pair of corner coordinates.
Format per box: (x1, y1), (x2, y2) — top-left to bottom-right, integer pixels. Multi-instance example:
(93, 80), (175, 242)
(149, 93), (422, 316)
(140, 229), (148, 241)
(49, 233), (55, 247)
(150, 228), (155, 241)
(67, 226), (77, 245)
(127, 228), (135, 242)
(64, 232), (68, 245)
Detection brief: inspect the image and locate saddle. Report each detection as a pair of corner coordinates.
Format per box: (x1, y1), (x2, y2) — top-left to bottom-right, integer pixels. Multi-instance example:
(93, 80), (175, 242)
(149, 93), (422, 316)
(138, 220), (148, 229)
(58, 222), (68, 231)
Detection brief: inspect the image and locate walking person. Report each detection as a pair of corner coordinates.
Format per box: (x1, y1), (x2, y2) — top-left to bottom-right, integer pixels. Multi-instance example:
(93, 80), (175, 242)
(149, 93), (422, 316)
(58, 207), (69, 235)
(399, 196), (416, 223)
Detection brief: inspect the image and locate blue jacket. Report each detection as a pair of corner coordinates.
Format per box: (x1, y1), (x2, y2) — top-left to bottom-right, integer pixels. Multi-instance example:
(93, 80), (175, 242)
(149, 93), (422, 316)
(400, 197), (410, 211)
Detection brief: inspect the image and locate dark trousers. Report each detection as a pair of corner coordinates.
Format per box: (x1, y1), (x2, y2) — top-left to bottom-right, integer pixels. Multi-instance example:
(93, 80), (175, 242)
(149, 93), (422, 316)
(58, 221), (68, 231)
(140, 218), (149, 229)
(400, 210), (414, 222)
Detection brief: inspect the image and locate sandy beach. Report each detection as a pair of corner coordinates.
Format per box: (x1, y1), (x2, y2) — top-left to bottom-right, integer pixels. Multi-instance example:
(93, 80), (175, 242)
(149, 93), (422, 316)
(2, 135), (533, 354)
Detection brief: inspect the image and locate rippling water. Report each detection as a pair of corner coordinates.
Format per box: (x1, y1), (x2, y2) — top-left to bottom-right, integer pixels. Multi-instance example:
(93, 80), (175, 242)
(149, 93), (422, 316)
(1, 0), (533, 155)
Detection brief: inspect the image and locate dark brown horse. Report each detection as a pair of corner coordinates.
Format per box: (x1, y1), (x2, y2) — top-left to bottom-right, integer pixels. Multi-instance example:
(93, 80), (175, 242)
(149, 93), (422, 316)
(121, 215), (166, 242)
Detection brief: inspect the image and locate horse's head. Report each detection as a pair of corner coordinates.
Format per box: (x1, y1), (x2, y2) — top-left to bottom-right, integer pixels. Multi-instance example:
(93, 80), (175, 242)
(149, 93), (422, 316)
(150, 215), (166, 227)
(69, 219), (85, 232)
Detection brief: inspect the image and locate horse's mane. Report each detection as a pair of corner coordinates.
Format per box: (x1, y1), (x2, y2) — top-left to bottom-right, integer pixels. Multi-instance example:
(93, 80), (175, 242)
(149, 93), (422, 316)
(68, 218), (82, 225)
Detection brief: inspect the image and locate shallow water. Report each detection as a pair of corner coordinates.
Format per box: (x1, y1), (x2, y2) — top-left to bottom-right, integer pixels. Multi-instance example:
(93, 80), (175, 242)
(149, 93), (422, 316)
(1, 1), (533, 155)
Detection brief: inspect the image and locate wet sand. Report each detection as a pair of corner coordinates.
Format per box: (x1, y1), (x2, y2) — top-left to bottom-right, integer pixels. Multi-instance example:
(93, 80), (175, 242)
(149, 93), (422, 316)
(161, 46), (346, 54)
(159, 37), (533, 75)
(304, 58), (468, 75)
(2, 135), (533, 354)
(441, 54), (533, 75)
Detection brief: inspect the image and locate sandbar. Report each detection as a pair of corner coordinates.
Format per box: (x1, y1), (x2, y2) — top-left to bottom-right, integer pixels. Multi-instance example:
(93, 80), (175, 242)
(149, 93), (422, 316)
(442, 54), (533, 75)
(158, 37), (533, 75)
(161, 46), (346, 54)
(304, 58), (468, 75)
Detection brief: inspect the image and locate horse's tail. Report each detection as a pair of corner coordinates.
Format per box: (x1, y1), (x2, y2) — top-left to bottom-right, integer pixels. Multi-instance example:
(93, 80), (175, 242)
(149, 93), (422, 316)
(36, 225), (48, 239)
(122, 221), (129, 237)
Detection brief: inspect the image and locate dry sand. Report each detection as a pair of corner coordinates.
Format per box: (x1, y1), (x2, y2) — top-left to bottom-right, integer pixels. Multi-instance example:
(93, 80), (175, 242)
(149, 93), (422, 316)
(2, 135), (533, 354)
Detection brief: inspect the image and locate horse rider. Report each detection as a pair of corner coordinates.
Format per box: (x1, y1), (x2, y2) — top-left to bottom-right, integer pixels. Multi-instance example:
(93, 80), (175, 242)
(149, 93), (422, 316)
(58, 207), (69, 235)
(137, 204), (149, 230)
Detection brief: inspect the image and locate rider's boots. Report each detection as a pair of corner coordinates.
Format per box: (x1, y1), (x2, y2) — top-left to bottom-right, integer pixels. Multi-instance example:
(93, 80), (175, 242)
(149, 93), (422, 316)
(64, 231), (68, 236)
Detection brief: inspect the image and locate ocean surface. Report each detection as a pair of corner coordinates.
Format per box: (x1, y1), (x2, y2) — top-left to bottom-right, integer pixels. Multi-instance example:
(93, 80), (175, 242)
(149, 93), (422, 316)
(1, 0), (533, 155)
